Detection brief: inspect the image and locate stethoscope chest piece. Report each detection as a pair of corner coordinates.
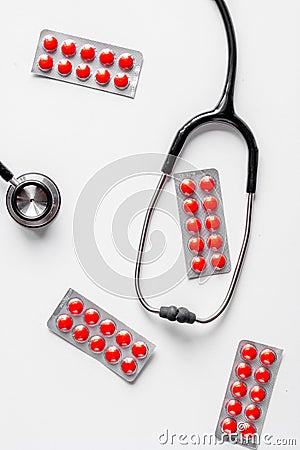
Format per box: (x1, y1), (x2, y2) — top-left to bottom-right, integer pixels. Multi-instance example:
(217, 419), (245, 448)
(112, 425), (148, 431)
(6, 173), (61, 228)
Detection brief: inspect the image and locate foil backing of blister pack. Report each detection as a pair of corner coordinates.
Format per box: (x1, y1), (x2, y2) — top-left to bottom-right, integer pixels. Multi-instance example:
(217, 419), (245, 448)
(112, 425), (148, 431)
(32, 30), (143, 98)
(215, 340), (283, 449)
(47, 289), (156, 382)
(174, 168), (231, 279)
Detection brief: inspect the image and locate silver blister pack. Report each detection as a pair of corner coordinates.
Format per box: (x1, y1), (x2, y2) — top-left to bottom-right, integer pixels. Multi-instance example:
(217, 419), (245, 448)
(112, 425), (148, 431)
(32, 29), (143, 98)
(174, 168), (231, 279)
(215, 340), (283, 449)
(47, 289), (156, 382)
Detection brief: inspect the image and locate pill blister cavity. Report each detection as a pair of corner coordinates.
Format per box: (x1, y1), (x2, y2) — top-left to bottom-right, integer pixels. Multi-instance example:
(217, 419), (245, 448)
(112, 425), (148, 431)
(105, 346), (121, 364)
(245, 404), (261, 421)
(236, 362), (252, 379)
(43, 35), (58, 52)
(231, 381), (247, 398)
(84, 308), (100, 326)
(57, 314), (73, 332)
(73, 325), (89, 342)
(240, 423), (256, 439)
(114, 73), (129, 89)
(255, 367), (271, 384)
(95, 68), (111, 85)
(80, 44), (95, 62)
(89, 335), (106, 353)
(38, 54), (53, 71)
(132, 341), (148, 359)
(241, 343), (257, 361)
(58, 59), (72, 76)
(180, 179), (196, 195)
(116, 330), (132, 347)
(250, 386), (266, 403)
(200, 176), (215, 192)
(222, 418), (237, 435)
(121, 357), (137, 375)
(207, 234), (223, 250)
(99, 49), (115, 66)
(188, 237), (204, 254)
(205, 215), (221, 231)
(226, 399), (242, 417)
(186, 217), (201, 234)
(202, 196), (218, 212)
(183, 198), (198, 215)
(100, 319), (116, 336)
(61, 39), (76, 57)
(211, 253), (226, 269)
(76, 63), (91, 80)
(191, 256), (206, 273)
(260, 348), (276, 366)
(68, 298), (84, 315)
(119, 53), (134, 70)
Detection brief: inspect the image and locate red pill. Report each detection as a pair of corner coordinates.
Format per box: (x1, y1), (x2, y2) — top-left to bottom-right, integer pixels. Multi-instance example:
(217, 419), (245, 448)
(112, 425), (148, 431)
(186, 218), (201, 234)
(188, 237), (204, 254)
(38, 54), (53, 71)
(250, 386), (266, 403)
(57, 59), (73, 76)
(191, 256), (206, 273)
(95, 68), (111, 85)
(180, 179), (196, 195)
(245, 404), (261, 421)
(80, 44), (95, 62)
(114, 73), (129, 89)
(227, 399), (242, 417)
(99, 49), (115, 66)
(207, 234), (223, 250)
(222, 418), (237, 435)
(200, 176), (215, 192)
(132, 341), (148, 359)
(231, 381), (247, 398)
(183, 198), (198, 215)
(43, 35), (58, 52)
(203, 196), (218, 212)
(119, 53), (134, 70)
(255, 367), (271, 384)
(121, 357), (137, 375)
(57, 314), (73, 332)
(260, 348), (276, 366)
(100, 319), (116, 336)
(241, 343), (257, 361)
(211, 253), (226, 269)
(73, 325), (89, 342)
(61, 39), (76, 57)
(89, 336), (105, 353)
(205, 215), (221, 231)
(116, 330), (132, 347)
(240, 423), (256, 439)
(236, 362), (252, 379)
(84, 309), (100, 326)
(68, 298), (84, 315)
(105, 346), (121, 364)
(76, 63), (91, 80)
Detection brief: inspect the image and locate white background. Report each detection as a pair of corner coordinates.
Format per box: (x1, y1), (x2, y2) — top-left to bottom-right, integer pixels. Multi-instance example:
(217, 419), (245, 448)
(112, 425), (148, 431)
(0, 0), (300, 449)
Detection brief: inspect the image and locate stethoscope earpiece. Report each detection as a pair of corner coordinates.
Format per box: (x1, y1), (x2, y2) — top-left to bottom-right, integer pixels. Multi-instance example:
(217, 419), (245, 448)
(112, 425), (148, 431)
(0, 163), (61, 228)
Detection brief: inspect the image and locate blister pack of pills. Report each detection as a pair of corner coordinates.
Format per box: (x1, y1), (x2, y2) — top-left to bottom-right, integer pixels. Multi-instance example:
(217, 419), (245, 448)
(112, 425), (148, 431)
(215, 340), (283, 449)
(174, 168), (231, 279)
(32, 30), (143, 98)
(47, 289), (156, 382)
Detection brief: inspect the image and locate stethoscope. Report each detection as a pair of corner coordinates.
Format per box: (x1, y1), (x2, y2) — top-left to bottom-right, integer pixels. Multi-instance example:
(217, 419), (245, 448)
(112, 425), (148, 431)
(135, 0), (259, 325)
(0, 161), (61, 228)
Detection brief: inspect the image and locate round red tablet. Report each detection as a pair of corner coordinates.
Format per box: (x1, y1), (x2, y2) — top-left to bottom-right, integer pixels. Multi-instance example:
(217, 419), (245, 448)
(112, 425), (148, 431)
(73, 325), (89, 342)
(260, 348), (276, 366)
(180, 179), (196, 195)
(245, 404), (261, 421)
(236, 362), (252, 379)
(121, 357), (137, 375)
(222, 418), (237, 435)
(205, 215), (221, 231)
(61, 39), (76, 57)
(95, 68), (111, 85)
(207, 234), (223, 250)
(38, 54), (53, 71)
(240, 423), (256, 439)
(200, 176), (215, 192)
(188, 237), (204, 254)
(203, 196), (218, 212)
(211, 253), (226, 269)
(231, 381), (247, 398)
(255, 367), (271, 384)
(119, 53), (134, 70)
(80, 44), (95, 62)
(116, 330), (132, 347)
(76, 63), (91, 80)
(183, 198), (198, 215)
(89, 335), (105, 353)
(99, 49), (115, 66)
(57, 314), (73, 332)
(68, 298), (84, 315)
(100, 319), (116, 336)
(250, 386), (266, 403)
(132, 341), (148, 359)
(186, 218), (201, 234)
(57, 59), (72, 76)
(191, 256), (206, 273)
(43, 35), (58, 52)
(84, 308), (100, 326)
(114, 73), (129, 89)
(241, 343), (257, 361)
(105, 346), (121, 364)
(227, 399), (242, 417)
